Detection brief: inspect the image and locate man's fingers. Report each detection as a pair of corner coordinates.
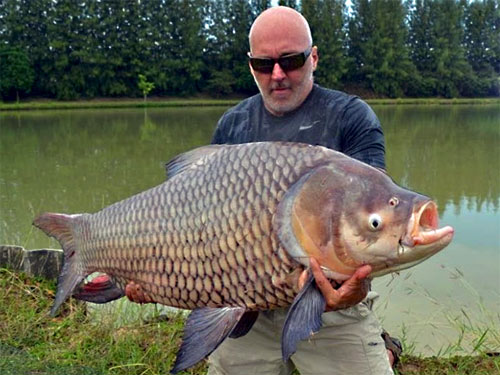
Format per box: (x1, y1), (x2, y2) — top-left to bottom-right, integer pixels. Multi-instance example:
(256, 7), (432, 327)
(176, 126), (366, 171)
(336, 264), (371, 302)
(298, 269), (309, 290)
(306, 258), (372, 311)
(337, 265), (371, 294)
(351, 264), (372, 282)
(309, 257), (340, 298)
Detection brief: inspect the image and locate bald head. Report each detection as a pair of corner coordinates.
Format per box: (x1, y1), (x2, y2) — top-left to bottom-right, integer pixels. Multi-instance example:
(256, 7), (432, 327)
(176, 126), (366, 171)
(249, 6), (312, 53)
(247, 6), (318, 116)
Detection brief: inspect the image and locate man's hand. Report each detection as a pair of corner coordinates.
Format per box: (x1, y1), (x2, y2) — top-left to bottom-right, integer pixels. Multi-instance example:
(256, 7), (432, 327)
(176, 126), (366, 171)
(125, 281), (155, 304)
(299, 258), (372, 311)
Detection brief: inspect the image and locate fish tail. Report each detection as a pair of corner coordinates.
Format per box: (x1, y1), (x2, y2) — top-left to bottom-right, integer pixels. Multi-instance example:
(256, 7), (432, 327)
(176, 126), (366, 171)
(33, 213), (86, 316)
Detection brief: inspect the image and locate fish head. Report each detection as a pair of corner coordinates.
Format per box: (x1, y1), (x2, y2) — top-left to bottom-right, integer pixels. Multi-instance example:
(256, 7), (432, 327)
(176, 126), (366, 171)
(338, 178), (455, 278)
(276, 161), (454, 281)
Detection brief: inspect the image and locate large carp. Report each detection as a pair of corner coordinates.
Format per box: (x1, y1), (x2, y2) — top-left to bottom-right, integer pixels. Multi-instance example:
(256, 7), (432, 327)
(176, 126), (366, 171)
(34, 142), (453, 373)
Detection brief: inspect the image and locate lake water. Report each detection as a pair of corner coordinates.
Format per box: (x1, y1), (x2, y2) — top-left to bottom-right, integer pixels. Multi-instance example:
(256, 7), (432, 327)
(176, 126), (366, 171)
(1, 105), (499, 355)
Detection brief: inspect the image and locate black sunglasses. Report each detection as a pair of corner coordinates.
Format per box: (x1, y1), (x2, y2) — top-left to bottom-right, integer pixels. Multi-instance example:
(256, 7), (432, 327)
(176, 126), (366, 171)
(248, 47), (312, 74)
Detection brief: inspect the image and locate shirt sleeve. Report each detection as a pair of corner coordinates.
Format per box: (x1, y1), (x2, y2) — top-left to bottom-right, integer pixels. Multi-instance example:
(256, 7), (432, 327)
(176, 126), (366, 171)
(340, 98), (386, 170)
(211, 120), (224, 145)
(210, 113), (229, 145)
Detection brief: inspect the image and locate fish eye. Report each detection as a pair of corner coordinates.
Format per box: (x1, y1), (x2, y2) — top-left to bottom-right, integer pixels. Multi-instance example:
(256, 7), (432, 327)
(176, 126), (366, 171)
(389, 197), (399, 207)
(368, 213), (383, 231)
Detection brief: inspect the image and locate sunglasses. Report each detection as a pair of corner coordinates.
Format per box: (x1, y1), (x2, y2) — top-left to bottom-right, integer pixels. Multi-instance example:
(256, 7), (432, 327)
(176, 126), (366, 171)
(248, 47), (312, 74)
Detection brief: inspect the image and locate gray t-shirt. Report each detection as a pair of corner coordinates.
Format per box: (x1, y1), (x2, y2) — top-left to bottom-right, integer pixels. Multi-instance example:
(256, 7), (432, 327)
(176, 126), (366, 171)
(211, 84), (385, 169)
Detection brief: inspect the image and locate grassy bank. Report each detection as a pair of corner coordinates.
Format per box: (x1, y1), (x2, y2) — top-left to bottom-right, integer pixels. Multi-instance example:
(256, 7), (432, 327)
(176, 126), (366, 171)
(0, 98), (241, 111)
(1, 97), (499, 111)
(1, 269), (498, 375)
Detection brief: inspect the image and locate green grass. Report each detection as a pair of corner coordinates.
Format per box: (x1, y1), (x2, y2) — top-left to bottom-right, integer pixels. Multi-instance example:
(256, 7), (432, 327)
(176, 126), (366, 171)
(1, 97), (498, 111)
(0, 98), (241, 111)
(0, 268), (205, 375)
(0, 268), (498, 375)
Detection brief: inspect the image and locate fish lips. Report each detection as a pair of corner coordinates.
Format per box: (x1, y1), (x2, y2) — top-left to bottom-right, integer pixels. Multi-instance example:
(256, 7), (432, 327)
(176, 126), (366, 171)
(397, 200), (454, 263)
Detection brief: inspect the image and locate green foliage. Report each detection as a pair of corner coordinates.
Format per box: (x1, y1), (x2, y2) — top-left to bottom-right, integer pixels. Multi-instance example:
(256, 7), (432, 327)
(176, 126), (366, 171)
(0, 269), (205, 375)
(408, 0), (476, 98)
(2, 269), (499, 374)
(348, 0), (416, 98)
(0, 0), (498, 99)
(303, 0), (348, 90)
(0, 48), (35, 102)
(203, 0), (258, 95)
(463, 0), (500, 96)
(278, 0), (298, 8)
(206, 70), (237, 97)
(0, 0), (52, 97)
(138, 74), (155, 101)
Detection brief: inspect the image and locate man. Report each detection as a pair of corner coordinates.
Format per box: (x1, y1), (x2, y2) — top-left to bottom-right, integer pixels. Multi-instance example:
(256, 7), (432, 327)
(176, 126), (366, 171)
(208, 6), (396, 375)
(127, 6), (401, 374)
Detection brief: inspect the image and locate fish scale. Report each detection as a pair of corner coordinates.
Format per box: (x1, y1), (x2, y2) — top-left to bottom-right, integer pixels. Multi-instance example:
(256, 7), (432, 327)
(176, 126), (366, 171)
(66, 143), (328, 310)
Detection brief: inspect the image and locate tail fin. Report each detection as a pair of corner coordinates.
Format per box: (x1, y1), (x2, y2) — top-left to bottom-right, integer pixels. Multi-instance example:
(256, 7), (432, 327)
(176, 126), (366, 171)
(33, 213), (86, 316)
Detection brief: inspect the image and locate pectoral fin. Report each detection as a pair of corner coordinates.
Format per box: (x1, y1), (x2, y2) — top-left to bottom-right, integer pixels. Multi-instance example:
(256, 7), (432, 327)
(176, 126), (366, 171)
(281, 272), (325, 362)
(171, 306), (246, 374)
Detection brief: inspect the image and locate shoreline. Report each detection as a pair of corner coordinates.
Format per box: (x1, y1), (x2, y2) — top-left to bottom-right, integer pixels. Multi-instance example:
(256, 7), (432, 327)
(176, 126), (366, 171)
(1, 97), (499, 111)
(1, 266), (498, 375)
(1, 247), (499, 374)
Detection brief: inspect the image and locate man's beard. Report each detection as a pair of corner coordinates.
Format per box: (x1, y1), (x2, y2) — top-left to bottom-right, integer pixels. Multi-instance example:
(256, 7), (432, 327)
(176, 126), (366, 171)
(255, 70), (314, 116)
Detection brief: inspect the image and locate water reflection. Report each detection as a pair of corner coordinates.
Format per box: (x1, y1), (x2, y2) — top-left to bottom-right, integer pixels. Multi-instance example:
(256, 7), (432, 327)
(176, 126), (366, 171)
(0, 107), (225, 249)
(376, 105), (500, 215)
(371, 105), (499, 354)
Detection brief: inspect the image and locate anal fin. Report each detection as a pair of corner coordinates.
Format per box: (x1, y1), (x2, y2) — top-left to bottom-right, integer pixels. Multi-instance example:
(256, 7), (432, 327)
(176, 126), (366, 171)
(281, 272), (325, 362)
(171, 306), (246, 374)
(73, 274), (124, 303)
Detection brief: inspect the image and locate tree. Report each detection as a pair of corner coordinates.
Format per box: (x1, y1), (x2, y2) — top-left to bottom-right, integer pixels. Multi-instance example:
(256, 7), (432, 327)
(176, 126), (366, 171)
(278, 0), (298, 8)
(302, 0), (348, 90)
(408, 0), (474, 97)
(0, 0), (494, 99)
(463, 0), (500, 96)
(43, 0), (90, 99)
(138, 74), (155, 101)
(203, 0), (256, 96)
(250, 0), (271, 15)
(91, 0), (145, 97)
(407, 0), (436, 96)
(348, 0), (415, 97)
(0, 48), (34, 102)
(0, 0), (52, 97)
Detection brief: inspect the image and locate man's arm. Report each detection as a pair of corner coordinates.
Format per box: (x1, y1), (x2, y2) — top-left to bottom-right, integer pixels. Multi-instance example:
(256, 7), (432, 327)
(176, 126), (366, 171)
(340, 97), (385, 170)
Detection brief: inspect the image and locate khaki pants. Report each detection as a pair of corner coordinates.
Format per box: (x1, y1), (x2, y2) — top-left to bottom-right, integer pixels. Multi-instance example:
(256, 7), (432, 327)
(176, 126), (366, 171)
(208, 292), (393, 375)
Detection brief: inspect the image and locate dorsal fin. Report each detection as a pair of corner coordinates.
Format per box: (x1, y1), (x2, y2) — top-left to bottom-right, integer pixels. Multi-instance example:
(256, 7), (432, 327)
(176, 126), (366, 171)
(165, 145), (225, 179)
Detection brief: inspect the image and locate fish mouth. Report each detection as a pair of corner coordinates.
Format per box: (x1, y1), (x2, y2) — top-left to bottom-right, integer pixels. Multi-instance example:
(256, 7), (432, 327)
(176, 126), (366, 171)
(402, 201), (454, 246)
(399, 200), (454, 257)
(370, 200), (454, 278)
